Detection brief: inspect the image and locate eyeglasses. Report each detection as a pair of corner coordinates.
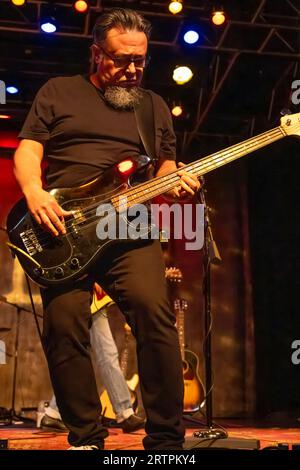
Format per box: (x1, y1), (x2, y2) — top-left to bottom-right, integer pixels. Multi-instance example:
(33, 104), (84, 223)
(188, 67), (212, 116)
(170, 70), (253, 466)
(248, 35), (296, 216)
(100, 46), (149, 69)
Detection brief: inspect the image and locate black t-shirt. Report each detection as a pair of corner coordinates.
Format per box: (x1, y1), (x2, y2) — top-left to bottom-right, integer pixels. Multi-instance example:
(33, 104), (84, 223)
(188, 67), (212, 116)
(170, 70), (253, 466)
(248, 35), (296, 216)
(19, 75), (176, 189)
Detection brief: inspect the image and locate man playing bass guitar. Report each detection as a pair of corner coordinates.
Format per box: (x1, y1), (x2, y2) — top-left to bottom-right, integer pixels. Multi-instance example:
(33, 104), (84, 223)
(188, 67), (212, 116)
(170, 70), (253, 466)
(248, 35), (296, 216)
(12, 8), (199, 450)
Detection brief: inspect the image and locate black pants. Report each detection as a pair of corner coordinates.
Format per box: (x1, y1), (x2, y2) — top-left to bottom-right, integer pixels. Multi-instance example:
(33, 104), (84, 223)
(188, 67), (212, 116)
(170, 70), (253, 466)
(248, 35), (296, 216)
(41, 240), (184, 449)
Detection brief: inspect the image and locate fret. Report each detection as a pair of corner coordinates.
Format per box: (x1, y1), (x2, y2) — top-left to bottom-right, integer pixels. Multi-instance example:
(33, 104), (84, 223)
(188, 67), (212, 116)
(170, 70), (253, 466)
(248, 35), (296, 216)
(174, 299), (188, 361)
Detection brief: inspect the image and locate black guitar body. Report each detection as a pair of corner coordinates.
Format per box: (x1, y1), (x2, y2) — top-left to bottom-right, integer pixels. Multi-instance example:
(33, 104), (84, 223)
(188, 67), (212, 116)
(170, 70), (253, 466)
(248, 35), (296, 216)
(7, 155), (153, 287)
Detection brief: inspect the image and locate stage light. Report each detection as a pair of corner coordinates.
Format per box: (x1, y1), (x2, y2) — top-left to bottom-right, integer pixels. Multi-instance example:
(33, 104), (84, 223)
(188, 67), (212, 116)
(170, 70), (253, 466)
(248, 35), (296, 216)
(169, 1), (183, 15)
(41, 20), (57, 33)
(11, 0), (26, 6)
(171, 105), (183, 117)
(74, 1), (88, 13)
(173, 66), (193, 85)
(183, 30), (199, 45)
(212, 10), (226, 26)
(0, 115), (12, 119)
(40, 4), (58, 34)
(6, 86), (19, 94)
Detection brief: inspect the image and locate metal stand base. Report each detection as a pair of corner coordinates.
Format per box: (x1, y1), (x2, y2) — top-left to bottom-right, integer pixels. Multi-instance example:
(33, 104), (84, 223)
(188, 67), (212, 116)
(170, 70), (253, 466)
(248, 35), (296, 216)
(194, 428), (228, 439)
(184, 435), (260, 450)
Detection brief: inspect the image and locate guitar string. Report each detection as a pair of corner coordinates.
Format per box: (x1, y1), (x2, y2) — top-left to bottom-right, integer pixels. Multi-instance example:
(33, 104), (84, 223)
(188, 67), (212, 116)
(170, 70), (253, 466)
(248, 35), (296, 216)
(30, 125), (287, 249)
(31, 126), (287, 247)
(33, 125), (284, 238)
(67, 126), (285, 220)
(29, 128), (283, 247)
(111, 127), (286, 205)
(32, 120), (299, 246)
(72, 126), (285, 217)
(32, 125), (284, 241)
(113, 128), (286, 206)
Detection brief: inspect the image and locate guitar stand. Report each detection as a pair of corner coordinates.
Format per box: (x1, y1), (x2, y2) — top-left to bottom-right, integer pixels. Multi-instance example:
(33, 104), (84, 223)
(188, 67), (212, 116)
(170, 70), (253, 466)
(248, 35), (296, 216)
(184, 182), (259, 450)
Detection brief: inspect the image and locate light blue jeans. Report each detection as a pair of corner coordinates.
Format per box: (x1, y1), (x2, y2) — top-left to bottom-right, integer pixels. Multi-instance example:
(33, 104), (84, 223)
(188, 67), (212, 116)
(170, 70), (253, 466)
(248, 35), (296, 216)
(47, 308), (132, 422)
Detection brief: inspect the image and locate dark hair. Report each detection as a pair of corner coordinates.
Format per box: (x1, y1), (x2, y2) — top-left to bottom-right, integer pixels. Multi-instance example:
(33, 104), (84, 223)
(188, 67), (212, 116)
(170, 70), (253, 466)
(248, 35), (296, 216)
(93, 8), (152, 44)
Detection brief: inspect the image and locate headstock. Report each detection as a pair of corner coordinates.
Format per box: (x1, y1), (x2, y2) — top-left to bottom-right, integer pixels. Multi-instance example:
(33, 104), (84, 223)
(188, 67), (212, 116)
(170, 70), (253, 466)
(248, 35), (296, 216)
(280, 112), (300, 138)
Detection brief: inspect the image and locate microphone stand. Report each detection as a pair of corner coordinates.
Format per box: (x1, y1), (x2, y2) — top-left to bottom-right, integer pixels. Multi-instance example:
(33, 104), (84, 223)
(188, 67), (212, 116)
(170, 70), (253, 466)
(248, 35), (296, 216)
(185, 181), (260, 449)
(193, 179), (227, 440)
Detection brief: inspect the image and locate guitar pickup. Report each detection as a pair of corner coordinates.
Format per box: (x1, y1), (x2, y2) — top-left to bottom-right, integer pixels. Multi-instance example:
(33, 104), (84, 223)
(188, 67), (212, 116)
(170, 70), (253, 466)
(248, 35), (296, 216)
(69, 209), (86, 239)
(70, 222), (81, 239)
(72, 210), (86, 223)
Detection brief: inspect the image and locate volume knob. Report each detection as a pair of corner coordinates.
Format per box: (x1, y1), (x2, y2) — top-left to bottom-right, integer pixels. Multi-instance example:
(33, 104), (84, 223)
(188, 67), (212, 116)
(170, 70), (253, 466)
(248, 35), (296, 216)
(54, 267), (64, 278)
(33, 267), (44, 277)
(70, 258), (80, 269)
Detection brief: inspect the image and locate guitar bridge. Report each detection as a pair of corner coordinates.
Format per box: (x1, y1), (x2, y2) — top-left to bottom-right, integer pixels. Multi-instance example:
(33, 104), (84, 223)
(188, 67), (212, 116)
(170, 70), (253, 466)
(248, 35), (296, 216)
(20, 229), (43, 255)
(72, 209), (86, 223)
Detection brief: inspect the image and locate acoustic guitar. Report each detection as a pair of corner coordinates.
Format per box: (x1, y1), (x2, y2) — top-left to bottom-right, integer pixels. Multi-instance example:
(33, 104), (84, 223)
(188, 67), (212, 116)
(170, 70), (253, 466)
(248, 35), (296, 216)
(174, 298), (205, 413)
(165, 267), (205, 413)
(7, 112), (300, 287)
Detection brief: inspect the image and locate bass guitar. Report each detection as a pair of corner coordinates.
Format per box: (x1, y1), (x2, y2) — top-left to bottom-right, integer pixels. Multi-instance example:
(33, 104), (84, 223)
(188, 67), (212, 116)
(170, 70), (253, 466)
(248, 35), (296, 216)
(7, 113), (300, 287)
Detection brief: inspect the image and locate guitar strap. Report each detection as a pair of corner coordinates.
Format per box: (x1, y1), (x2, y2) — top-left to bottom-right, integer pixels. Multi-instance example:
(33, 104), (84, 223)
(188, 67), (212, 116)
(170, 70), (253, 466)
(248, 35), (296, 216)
(134, 90), (158, 171)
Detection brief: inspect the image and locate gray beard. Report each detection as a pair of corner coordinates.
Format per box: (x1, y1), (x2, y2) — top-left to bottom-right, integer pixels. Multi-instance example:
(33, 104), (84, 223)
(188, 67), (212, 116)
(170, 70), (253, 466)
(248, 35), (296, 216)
(104, 86), (142, 110)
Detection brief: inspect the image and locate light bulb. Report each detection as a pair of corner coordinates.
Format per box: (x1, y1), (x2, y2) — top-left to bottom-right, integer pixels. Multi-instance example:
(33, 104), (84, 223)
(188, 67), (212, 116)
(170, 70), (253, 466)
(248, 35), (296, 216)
(74, 1), (88, 13)
(173, 66), (193, 85)
(212, 11), (226, 26)
(172, 105), (183, 117)
(11, 0), (26, 6)
(169, 1), (183, 15)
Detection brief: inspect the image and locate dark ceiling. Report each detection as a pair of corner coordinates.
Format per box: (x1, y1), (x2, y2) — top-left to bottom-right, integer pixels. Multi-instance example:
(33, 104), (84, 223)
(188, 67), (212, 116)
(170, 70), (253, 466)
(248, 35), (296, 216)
(1, 0), (300, 156)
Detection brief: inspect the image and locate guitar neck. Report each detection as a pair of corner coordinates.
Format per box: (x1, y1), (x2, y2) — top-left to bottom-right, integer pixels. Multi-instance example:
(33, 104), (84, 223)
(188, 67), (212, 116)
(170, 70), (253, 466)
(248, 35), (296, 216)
(175, 308), (185, 361)
(113, 125), (285, 211)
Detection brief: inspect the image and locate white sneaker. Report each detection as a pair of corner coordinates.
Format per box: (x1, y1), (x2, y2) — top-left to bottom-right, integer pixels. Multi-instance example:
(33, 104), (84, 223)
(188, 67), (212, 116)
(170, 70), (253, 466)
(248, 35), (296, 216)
(68, 445), (100, 450)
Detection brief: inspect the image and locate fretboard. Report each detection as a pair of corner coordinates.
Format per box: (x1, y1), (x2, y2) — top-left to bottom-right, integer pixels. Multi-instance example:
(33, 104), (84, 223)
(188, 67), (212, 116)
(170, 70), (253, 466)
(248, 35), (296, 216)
(112, 125), (285, 212)
(175, 309), (185, 361)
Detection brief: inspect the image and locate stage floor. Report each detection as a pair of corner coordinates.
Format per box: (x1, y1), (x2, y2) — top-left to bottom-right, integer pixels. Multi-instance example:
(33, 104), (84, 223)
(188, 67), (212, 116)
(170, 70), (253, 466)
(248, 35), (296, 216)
(0, 419), (300, 450)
